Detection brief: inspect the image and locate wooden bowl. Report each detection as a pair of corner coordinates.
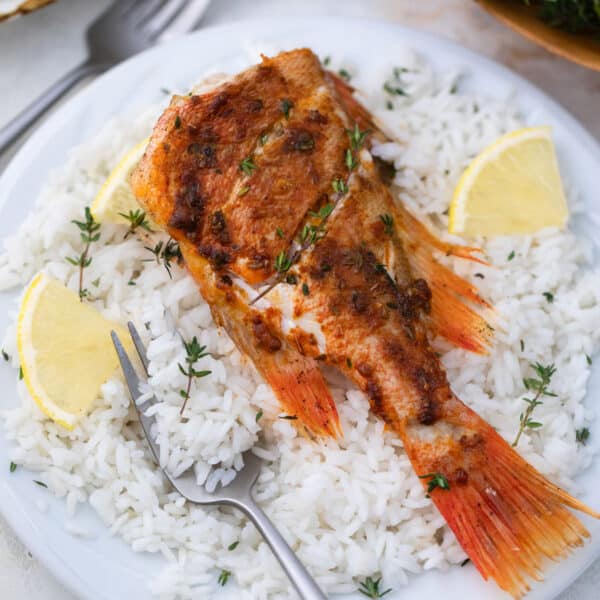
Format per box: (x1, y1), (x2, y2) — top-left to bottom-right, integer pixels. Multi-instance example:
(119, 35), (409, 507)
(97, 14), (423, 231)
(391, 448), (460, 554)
(0, 0), (55, 22)
(477, 0), (600, 72)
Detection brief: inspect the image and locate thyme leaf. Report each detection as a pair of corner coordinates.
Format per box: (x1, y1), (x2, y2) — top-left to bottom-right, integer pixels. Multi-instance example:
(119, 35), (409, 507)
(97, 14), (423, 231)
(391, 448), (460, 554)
(380, 214), (394, 236)
(217, 569), (231, 586)
(576, 427), (590, 444)
(239, 156), (257, 175)
(418, 472), (450, 495)
(358, 575), (391, 599)
(280, 98), (294, 119)
(119, 209), (153, 238)
(178, 336), (211, 415)
(144, 238), (182, 279)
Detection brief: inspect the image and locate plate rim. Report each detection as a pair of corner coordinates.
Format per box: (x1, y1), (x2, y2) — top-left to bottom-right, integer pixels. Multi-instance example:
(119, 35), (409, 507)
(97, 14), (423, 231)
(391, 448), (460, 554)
(1, 15), (599, 600)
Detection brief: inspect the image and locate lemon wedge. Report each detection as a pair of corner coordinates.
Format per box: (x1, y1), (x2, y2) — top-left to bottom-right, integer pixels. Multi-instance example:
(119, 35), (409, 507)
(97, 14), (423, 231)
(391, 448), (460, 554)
(91, 137), (149, 224)
(448, 126), (568, 236)
(17, 272), (130, 430)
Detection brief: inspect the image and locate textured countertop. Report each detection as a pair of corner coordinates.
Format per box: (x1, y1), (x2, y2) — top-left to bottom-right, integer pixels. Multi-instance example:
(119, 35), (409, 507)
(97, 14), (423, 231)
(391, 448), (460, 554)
(0, 1), (599, 598)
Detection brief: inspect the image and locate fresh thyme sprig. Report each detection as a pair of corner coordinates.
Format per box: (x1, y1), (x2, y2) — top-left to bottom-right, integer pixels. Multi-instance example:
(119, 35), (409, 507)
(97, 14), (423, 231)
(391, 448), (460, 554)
(512, 362), (557, 447)
(380, 214), (394, 236)
(144, 238), (182, 279)
(66, 207), (101, 301)
(418, 472), (450, 496)
(178, 336), (211, 415)
(119, 209), (153, 238)
(358, 576), (391, 599)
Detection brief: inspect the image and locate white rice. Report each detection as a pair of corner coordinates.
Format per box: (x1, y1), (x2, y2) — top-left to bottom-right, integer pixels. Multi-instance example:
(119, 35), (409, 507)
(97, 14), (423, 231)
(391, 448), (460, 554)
(1, 49), (599, 599)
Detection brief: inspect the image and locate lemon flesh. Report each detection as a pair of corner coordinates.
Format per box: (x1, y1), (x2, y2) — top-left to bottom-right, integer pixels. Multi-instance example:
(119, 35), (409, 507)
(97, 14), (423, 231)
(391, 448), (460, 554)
(449, 126), (568, 236)
(17, 273), (129, 430)
(91, 137), (149, 224)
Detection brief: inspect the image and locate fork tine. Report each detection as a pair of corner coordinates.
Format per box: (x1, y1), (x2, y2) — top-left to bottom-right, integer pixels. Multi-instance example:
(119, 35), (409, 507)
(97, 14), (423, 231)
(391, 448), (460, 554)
(142, 0), (192, 37)
(128, 0), (167, 25)
(127, 321), (150, 376)
(111, 331), (144, 402)
(115, 0), (141, 16)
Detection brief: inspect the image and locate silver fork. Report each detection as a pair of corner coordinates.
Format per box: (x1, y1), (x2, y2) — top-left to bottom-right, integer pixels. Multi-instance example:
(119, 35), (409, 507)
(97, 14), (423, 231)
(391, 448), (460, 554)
(0, 0), (203, 154)
(111, 322), (327, 600)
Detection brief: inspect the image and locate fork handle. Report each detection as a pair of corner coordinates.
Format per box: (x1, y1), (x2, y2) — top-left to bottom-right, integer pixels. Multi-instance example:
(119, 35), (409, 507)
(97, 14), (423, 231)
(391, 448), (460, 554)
(0, 60), (108, 155)
(237, 496), (327, 599)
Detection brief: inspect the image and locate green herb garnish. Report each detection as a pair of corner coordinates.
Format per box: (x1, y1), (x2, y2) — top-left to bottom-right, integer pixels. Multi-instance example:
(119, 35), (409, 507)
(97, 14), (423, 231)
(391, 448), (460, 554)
(383, 82), (407, 96)
(18, 366), (23, 380)
(1, 349), (9, 362)
(178, 337), (211, 415)
(346, 123), (370, 151)
(358, 575), (391, 599)
(255, 409), (263, 422)
(274, 251), (292, 273)
(380, 214), (394, 236)
(174, 115), (181, 129)
(418, 472), (450, 495)
(239, 156), (257, 175)
(34, 480), (47, 488)
(543, 291), (554, 303)
(280, 98), (294, 119)
(586, 353), (592, 365)
(332, 177), (349, 194)
(507, 250), (515, 261)
(228, 541), (239, 551)
(576, 427), (590, 444)
(345, 148), (357, 171)
(9, 462), (16, 473)
(302, 282), (310, 296)
(66, 206), (101, 301)
(338, 68), (351, 81)
(118, 209), (153, 238)
(217, 569), (231, 586)
(144, 238), (182, 279)
(522, 0), (600, 35)
(276, 227), (285, 239)
(513, 362), (556, 446)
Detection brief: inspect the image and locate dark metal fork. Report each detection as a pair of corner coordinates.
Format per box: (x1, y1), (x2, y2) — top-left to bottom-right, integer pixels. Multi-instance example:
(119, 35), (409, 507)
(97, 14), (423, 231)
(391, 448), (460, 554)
(111, 322), (327, 600)
(0, 0), (203, 154)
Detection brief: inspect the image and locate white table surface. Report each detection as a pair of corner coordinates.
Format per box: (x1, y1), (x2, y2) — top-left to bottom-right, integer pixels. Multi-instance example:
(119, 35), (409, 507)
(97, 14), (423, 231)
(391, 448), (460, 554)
(0, 1), (599, 598)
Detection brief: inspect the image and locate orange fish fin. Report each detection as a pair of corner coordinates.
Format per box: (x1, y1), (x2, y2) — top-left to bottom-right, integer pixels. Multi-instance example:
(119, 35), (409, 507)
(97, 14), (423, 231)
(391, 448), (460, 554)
(405, 411), (599, 599)
(211, 304), (342, 439)
(259, 350), (343, 439)
(394, 203), (493, 354)
(181, 244), (342, 439)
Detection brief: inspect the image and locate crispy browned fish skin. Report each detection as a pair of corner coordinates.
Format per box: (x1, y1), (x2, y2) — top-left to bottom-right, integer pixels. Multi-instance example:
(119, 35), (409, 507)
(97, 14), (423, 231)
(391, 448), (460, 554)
(132, 48), (599, 598)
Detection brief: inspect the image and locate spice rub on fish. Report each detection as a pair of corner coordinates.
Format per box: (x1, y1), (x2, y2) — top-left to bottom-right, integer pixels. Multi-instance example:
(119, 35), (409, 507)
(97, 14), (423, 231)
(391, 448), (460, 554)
(131, 48), (600, 598)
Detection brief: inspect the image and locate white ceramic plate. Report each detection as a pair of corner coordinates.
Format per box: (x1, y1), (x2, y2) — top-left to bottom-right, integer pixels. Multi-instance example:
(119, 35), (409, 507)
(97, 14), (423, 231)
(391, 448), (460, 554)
(1, 17), (599, 600)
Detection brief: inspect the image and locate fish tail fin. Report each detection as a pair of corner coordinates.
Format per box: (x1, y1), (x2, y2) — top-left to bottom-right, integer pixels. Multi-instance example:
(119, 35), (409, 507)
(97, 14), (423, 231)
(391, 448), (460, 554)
(181, 245), (342, 439)
(260, 352), (343, 438)
(212, 306), (342, 439)
(404, 407), (599, 598)
(395, 203), (493, 354)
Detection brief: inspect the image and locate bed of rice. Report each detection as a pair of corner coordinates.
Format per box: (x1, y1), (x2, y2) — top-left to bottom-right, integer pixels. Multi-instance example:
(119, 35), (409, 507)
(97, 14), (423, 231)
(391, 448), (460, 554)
(1, 49), (599, 599)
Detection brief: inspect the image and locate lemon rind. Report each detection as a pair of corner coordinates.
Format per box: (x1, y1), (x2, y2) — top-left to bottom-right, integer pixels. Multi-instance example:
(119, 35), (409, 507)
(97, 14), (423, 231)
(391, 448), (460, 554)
(17, 273), (78, 430)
